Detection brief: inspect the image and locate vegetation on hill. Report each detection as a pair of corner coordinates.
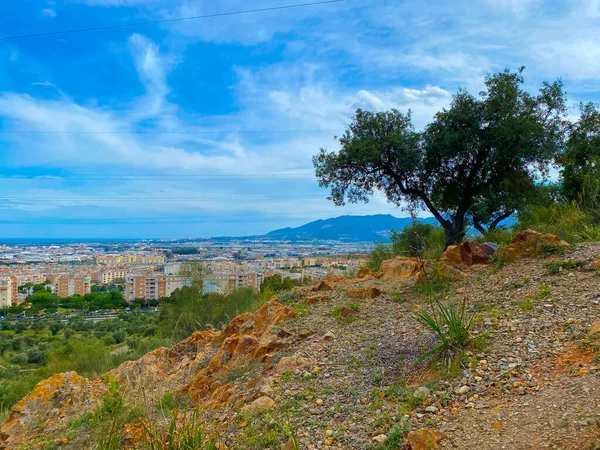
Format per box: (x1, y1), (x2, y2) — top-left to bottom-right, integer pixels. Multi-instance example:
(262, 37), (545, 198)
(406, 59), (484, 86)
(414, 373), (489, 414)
(315, 68), (600, 249)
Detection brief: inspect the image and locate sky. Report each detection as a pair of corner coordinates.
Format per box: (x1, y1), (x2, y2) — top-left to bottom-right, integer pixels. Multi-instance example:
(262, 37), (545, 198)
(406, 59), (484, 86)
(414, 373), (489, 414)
(0, 0), (599, 239)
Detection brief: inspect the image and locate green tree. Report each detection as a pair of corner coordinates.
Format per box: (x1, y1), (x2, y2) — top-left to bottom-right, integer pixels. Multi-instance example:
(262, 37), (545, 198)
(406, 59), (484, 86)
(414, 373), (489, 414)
(313, 69), (567, 246)
(180, 262), (207, 293)
(559, 102), (600, 210)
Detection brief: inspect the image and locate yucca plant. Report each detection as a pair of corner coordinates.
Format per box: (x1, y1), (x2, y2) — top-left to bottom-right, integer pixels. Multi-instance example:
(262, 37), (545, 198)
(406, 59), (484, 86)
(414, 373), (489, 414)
(414, 297), (474, 363)
(142, 409), (217, 450)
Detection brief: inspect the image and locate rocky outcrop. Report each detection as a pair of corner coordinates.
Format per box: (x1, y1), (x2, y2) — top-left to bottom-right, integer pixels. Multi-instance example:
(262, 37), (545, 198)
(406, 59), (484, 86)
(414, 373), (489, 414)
(0, 372), (107, 449)
(404, 429), (447, 449)
(497, 229), (570, 259)
(377, 257), (422, 279)
(0, 298), (299, 449)
(440, 241), (496, 269)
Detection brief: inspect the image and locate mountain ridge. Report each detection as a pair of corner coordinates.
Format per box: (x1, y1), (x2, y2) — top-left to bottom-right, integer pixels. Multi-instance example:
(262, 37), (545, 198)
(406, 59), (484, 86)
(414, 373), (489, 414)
(265, 214), (437, 242)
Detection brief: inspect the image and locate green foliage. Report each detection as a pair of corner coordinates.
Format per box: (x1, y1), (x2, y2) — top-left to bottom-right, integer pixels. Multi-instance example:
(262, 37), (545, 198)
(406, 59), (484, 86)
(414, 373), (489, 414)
(559, 102), (600, 210)
(517, 203), (589, 243)
(142, 409), (217, 450)
(260, 274), (300, 294)
(0, 313), (166, 414)
(367, 243), (394, 271)
(472, 227), (514, 246)
(414, 297), (474, 363)
(330, 303), (360, 324)
(160, 287), (267, 341)
(545, 260), (585, 274)
(390, 223), (446, 259)
(314, 68), (568, 246)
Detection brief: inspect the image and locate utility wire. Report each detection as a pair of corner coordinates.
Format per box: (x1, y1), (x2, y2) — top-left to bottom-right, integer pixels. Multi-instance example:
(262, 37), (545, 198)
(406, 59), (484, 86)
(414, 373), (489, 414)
(0, 195), (327, 201)
(0, 209), (387, 224)
(0, 0), (345, 41)
(0, 174), (316, 180)
(0, 129), (341, 134)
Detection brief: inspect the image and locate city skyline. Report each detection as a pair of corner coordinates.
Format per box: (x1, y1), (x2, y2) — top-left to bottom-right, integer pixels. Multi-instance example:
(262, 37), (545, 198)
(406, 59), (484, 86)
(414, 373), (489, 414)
(1, 0), (599, 238)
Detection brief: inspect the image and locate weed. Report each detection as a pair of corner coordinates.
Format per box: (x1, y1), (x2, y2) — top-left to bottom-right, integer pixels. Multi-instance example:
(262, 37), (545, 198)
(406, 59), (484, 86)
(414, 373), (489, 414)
(518, 299), (534, 311)
(330, 303), (360, 324)
(391, 292), (407, 303)
(545, 260), (585, 274)
(142, 408), (218, 450)
(414, 297), (474, 363)
(387, 418), (412, 448)
(289, 301), (311, 317)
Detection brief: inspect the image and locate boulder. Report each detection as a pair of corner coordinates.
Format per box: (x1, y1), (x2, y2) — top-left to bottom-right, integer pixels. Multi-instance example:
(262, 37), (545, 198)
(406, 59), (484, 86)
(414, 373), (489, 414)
(595, 256), (600, 271)
(404, 429), (447, 450)
(305, 293), (331, 304)
(497, 229), (570, 259)
(339, 306), (359, 319)
(355, 266), (375, 279)
(312, 280), (333, 292)
(321, 272), (348, 284)
(347, 286), (382, 299)
(240, 396), (276, 416)
(440, 241), (495, 268)
(274, 354), (314, 374)
(377, 257), (422, 279)
(0, 372), (107, 449)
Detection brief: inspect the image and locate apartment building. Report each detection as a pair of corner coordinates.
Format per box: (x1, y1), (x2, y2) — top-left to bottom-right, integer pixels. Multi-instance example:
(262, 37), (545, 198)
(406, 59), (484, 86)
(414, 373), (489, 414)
(125, 274), (191, 301)
(0, 276), (18, 307)
(97, 254), (166, 265)
(96, 269), (128, 284)
(56, 276), (91, 298)
(203, 273), (264, 295)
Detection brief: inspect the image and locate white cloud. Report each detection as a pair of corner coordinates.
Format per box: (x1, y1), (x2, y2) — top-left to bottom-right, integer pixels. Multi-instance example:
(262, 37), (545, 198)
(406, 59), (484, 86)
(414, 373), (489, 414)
(41, 8), (57, 18)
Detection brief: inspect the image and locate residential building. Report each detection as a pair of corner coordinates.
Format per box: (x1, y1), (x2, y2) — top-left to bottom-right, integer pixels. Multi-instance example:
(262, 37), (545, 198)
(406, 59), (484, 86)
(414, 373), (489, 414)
(203, 273), (264, 295)
(56, 276), (91, 298)
(97, 269), (128, 284)
(0, 276), (17, 307)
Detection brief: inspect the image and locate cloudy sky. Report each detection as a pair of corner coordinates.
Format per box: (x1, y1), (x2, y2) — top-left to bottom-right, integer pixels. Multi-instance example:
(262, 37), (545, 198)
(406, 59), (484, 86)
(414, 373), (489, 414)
(0, 0), (599, 239)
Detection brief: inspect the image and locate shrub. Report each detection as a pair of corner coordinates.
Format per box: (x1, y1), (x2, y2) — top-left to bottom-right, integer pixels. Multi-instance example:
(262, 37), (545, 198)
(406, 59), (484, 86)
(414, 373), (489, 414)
(414, 297), (474, 362)
(517, 203), (589, 242)
(367, 243), (394, 271)
(142, 409), (217, 450)
(391, 223), (446, 259)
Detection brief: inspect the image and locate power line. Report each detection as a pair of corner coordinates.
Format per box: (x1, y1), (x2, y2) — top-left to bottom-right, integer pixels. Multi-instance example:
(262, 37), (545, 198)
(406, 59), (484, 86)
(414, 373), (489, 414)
(0, 0), (345, 41)
(0, 195), (327, 202)
(0, 209), (387, 224)
(0, 129), (341, 134)
(0, 173), (316, 181)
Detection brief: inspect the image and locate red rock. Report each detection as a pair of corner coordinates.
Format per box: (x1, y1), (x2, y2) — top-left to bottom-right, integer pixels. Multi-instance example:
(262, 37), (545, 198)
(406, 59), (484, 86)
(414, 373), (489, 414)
(440, 241), (494, 268)
(339, 306), (358, 318)
(305, 293), (331, 304)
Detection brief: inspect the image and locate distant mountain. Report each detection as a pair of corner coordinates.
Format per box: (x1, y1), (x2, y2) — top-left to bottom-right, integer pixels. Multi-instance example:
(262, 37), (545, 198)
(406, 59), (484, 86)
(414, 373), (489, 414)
(265, 214), (437, 242)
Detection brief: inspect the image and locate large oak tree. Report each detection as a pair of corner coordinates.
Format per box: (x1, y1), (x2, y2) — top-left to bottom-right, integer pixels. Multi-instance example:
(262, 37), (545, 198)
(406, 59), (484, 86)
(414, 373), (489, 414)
(313, 69), (567, 247)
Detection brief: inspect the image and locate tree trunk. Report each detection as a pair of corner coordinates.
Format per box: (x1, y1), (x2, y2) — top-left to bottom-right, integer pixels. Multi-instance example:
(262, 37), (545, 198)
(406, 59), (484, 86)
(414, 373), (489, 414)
(443, 217), (466, 247)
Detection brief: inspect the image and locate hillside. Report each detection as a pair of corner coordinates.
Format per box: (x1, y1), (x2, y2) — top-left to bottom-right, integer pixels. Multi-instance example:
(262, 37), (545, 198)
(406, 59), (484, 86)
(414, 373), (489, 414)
(2, 230), (600, 449)
(266, 214), (436, 241)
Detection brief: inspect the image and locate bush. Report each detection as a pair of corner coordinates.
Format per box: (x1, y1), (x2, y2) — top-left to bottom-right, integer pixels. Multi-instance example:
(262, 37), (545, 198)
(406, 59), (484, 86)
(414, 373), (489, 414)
(391, 223), (446, 259)
(517, 203), (589, 242)
(414, 297), (474, 363)
(160, 287), (268, 341)
(367, 243), (394, 271)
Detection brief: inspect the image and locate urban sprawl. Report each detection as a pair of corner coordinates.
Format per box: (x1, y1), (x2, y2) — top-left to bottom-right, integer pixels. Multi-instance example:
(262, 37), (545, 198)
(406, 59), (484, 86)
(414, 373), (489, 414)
(0, 239), (370, 308)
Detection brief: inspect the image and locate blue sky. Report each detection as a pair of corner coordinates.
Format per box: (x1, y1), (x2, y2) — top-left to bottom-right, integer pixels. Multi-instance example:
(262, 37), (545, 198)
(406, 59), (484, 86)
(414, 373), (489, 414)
(0, 0), (599, 239)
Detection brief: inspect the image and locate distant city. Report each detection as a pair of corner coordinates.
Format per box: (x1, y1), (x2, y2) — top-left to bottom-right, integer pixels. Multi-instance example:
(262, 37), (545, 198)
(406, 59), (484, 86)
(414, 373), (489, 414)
(0, 236), (371, 307)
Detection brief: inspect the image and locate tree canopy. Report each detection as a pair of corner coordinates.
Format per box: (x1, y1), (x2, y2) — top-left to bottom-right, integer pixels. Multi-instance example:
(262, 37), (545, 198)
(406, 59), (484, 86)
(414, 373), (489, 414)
(559, 102), (600, 210)
(313, 69), (568, 246)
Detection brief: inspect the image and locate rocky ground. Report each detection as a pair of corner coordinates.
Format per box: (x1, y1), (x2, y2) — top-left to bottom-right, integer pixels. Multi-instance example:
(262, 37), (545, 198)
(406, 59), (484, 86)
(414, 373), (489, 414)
(1, 231), (600, 450)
